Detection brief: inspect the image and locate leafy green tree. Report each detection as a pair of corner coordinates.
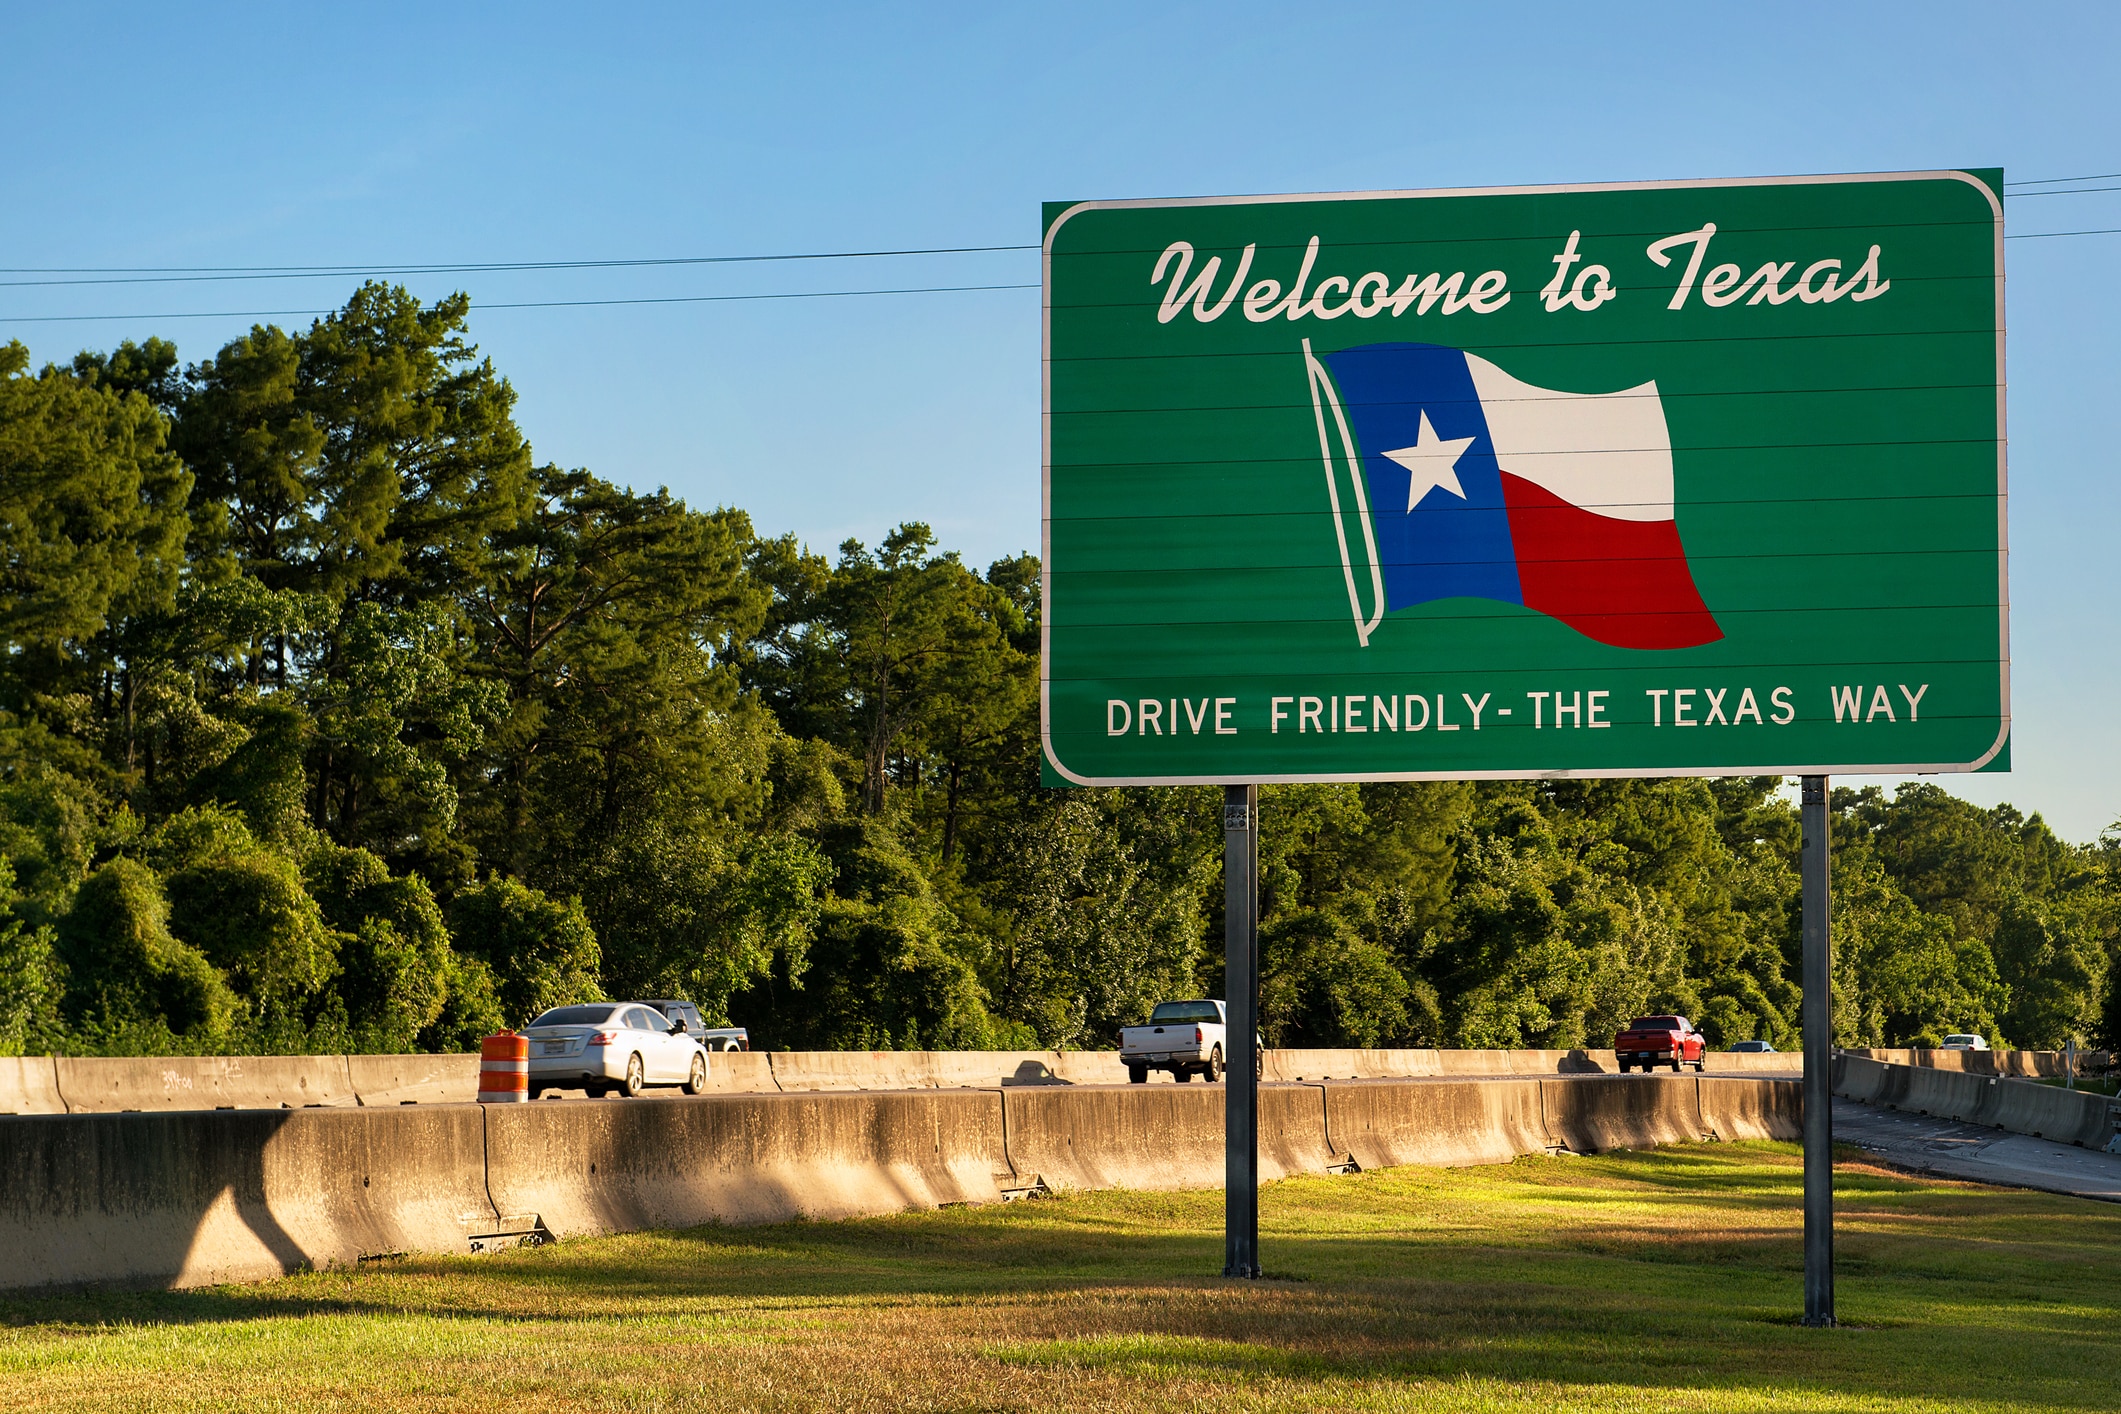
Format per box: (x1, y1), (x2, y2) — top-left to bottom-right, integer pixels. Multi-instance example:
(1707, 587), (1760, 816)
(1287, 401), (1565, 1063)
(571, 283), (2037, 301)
(1830, 849), (2002, 1046)
(459, 465), (766, 873)
(70, 338), (184, 414)
(1260, 908), (1411, 1047)
(986, 790), (1215, 1047)
(304, 839), (458, 1051)
(0, 857), (64, 1055)
(148, 807), (336, 1012)
(171, 324), (326, 620)
(733, 818), (1019, 1050)
(56, 857), (236, 1041)
(0, 775), (101, 925)
(916, 556), (1037, 865)
(0, 340), (191, 653)
(1990, 893), (2105, 1048)
(822, 525), (1000, 815)
(447, 877), (602, 1027)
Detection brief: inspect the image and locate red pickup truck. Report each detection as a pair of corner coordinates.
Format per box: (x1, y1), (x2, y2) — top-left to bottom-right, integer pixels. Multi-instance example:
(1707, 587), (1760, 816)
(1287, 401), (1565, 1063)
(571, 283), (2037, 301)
(1615, 1015), (1707, 1073)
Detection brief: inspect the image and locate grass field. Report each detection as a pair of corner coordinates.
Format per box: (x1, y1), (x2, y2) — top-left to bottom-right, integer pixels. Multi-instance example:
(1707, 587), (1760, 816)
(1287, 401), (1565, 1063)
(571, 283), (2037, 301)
(3, 1142), (2117, 1413)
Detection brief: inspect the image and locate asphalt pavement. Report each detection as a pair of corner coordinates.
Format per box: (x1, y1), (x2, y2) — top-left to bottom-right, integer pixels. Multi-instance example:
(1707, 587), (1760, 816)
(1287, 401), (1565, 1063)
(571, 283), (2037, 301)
(1833, 1096), (2121, 1203)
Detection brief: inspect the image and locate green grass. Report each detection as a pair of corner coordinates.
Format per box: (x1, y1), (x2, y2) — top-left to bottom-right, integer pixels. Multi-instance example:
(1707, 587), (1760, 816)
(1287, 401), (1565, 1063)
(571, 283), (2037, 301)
(3, 1142), (2117, 1413)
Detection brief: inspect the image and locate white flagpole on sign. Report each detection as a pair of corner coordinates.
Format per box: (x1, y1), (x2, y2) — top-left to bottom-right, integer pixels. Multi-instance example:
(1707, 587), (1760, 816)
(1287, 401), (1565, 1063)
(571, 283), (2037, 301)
(1302, 340), (1385, 646)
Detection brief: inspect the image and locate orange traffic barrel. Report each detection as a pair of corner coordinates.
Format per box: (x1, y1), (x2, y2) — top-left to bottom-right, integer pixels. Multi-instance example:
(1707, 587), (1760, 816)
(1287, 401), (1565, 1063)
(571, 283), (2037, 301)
(479, 1031), (529, 1102)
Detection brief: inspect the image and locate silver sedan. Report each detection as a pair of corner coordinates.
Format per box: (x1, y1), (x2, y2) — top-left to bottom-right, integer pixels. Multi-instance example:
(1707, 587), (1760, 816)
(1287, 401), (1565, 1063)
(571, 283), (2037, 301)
(523, 1002), (710, 1098)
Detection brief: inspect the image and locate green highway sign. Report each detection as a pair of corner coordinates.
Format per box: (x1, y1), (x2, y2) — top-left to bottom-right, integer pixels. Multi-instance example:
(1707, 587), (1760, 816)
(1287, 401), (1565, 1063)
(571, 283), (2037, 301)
(1041, 171), (2007, 785)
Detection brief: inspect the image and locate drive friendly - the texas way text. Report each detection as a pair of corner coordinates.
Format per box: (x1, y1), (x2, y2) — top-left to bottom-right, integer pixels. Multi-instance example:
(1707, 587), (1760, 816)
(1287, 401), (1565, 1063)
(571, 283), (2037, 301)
(1105, 683), (1931, 737)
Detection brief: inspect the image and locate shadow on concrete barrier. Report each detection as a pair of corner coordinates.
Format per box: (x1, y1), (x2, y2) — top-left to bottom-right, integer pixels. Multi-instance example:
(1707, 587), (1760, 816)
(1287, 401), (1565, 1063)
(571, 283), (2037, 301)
(484, 1089), (1013, 1234)
(0, 1104), (495, 1290)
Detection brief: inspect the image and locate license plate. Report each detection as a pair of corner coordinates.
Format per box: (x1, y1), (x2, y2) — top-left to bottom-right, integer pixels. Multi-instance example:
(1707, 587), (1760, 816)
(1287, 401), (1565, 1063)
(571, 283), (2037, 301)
(541, 1042), (570, 1055)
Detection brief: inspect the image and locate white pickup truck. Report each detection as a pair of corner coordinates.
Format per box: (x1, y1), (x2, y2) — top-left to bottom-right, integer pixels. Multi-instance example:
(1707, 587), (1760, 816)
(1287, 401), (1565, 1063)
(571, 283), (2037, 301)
(1119, 999), (1234, 1083)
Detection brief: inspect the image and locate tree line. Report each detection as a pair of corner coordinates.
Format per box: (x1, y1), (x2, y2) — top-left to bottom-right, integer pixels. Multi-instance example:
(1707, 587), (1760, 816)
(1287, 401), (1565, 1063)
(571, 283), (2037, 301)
(3, 285), (2117, 1058)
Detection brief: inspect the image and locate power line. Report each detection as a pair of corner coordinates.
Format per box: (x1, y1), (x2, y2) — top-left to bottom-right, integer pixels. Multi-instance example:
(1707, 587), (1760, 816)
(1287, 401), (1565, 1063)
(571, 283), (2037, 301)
(0, 243), (1040, 289)
(0, 281), (1039, 326)
(4, 191), (2116, 326)
(0, 179), (2111, 294)
(2007, 226), (2121, 239)
(2004, 171), (2121, 188)
(2006, 185), (2121, 197)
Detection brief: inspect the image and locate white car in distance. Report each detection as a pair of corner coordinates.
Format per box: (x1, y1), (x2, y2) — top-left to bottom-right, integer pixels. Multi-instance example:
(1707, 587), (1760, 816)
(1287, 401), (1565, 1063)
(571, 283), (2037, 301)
(524, 1002), (710, 1098)
(1939, 1033), (1991, 1051)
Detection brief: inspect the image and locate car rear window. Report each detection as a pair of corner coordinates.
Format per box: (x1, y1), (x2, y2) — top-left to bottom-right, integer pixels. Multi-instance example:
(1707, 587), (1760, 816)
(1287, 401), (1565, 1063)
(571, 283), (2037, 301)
(1149, 1001), (1222, 1024)
(1629, 1016), (1681, 1030)
(530, 1005), (620, 1026)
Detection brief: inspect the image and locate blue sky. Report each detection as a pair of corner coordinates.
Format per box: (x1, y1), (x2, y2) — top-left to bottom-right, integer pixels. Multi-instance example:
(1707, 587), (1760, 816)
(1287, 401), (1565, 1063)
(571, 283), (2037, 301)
(3, 2), (2116, 839)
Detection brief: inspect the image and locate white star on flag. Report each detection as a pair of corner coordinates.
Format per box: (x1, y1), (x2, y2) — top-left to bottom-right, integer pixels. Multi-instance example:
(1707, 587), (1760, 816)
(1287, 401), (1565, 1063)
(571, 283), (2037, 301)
(1383, 411), (1478, 511)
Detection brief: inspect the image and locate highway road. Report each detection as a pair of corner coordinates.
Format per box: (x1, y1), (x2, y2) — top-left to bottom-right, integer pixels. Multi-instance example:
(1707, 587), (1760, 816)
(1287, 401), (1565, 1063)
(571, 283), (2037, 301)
(1835, 1096), (2121, 1203)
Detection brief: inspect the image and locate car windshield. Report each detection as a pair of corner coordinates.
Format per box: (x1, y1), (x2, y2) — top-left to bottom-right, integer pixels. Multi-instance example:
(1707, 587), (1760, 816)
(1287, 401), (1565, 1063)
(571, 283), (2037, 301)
(1149, 1001), (1222, 1024)
(529, 1004), (621, 1027)
(1629, 1016), (1681, 1030)
(1943, 1034), (1980, 1045)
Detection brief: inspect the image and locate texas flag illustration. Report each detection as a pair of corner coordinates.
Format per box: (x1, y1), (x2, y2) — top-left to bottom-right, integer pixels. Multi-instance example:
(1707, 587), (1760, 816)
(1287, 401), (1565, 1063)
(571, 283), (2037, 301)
(1306, 341), (1721, 651)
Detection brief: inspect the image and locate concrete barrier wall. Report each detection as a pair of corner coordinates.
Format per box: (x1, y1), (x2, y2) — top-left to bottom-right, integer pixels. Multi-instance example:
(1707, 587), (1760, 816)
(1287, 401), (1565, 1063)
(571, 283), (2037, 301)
(0, 1056), (66, 1114)
(1981, 1077), (2115, 1146)
(1841, 1048), (2116, 1078)
(999, 1083), (1227, 1192)
(0, 1105), (494, 1290)
(1540, 1074), (1708, 1152)
(1834, 1054), (2115, 1148)
(1, 1073), (1806, 1293)
(345, 1054), (480, 1106)
(1698, 1075), (1803, 1141)
(995, 1082), (1345, 1192)
(55, 1055), (359, 1112)
(1710, 1053), (1806, 1074)
(0, 1045), (1809, 1113)
(701, 1051), (781, 1093)
(485, 1089), (1013, 1235)
(1322, 1077), (1549, 1168)
(1268, 1048), (1796, 1080)
(764, 1050), (1068, 1091)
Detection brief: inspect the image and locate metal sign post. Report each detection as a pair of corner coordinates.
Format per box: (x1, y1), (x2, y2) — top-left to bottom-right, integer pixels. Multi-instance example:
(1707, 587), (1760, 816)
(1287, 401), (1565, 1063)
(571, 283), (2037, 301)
(1801, 774), (1834, 1326)
(1223, 784), (1261, 1279)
